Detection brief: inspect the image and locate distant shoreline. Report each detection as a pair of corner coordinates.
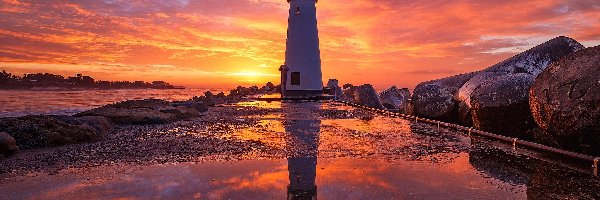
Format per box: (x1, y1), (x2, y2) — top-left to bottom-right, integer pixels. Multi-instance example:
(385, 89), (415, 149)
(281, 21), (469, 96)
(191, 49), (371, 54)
(0, 87), (187, 91)
(1, 70), (186, 91)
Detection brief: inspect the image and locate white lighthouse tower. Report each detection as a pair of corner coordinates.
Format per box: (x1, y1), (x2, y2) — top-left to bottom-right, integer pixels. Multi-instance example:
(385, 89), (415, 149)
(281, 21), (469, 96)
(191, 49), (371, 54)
(279, 0), (323, 97)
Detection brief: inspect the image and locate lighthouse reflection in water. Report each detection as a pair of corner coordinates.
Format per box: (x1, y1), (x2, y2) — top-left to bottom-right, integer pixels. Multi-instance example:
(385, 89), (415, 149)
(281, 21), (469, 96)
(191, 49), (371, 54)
(284, 102), (320, 200)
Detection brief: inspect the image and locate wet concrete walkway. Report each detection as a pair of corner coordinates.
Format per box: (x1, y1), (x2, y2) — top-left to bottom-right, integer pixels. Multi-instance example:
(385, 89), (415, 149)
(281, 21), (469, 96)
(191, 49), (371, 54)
(0, 101), (598, 199)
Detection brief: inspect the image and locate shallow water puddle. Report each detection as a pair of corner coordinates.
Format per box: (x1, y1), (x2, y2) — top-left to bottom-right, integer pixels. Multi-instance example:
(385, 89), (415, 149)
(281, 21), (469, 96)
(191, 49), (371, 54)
(0, 155), (526, 199)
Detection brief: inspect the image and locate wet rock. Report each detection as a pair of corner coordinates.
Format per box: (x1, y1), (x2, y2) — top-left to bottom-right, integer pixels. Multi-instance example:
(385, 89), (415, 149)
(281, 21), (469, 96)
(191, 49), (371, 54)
(76, 99), (202, 124)
(455, 72), (505, 125)
(412, 72), (477, 121)
(379, 86), (411, 113)
(470, 74), (536, 139)
(456, 36), (584, 126)
(52, 116), (113, 136)
(216, 92), (226, 98)
(352, 84), (384, 109)
(0, 116), (101, 149)
(0, 132), (18, 157)
(529, 45), (600, 154)
(172, 101), (208, 112)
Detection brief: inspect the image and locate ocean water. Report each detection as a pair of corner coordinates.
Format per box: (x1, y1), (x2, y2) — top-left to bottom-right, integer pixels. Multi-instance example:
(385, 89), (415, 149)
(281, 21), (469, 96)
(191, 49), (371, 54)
(0, 89), (226, 117)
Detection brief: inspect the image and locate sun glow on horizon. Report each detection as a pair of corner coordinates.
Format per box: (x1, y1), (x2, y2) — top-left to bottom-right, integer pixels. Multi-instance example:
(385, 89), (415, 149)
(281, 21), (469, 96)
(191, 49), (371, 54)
(1, 0), (599, 89)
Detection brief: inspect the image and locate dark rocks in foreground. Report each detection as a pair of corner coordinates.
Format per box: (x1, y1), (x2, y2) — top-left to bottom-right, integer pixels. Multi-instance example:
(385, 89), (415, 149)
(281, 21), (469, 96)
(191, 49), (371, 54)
(76, 99), (206, 125)
(470, 74), (536, 139)
(529, 45), (600, 155)
(455, 72), (506, 125)
(412, 72), (477, 122)
(0, 116), (104, 149)
(457, 36), (584, 126)
(412, 36), (584, 134)
(0, 132), (18, 158)
(350, 84), (384, 109)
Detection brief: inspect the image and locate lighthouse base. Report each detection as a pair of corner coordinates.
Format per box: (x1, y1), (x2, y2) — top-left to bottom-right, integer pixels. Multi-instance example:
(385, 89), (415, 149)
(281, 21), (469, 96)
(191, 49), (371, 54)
(283, 90), (323, 98)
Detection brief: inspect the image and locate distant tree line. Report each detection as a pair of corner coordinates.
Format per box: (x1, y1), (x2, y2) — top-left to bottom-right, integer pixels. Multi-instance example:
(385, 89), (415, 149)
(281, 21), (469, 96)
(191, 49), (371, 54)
(0, 70), (183, 90)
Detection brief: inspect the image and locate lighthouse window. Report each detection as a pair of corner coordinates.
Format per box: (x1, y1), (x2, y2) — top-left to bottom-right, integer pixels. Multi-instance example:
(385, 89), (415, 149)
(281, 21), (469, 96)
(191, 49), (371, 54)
(295, 7), (300, 15)
(291, 72), (300, 85)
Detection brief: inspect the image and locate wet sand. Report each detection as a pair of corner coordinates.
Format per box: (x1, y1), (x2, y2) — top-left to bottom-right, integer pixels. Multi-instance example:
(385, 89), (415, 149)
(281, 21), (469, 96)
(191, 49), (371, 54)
(0, 100), (598, 199)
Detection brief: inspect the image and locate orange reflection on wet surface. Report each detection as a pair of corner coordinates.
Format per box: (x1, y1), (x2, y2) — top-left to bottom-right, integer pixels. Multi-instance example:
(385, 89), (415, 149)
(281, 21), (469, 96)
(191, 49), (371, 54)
(0, 101), (598, 199)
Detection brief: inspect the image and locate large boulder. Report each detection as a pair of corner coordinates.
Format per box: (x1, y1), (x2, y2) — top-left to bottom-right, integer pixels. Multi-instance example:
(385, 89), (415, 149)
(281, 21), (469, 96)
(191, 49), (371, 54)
(379, 86), (411, 113)
(529, 45), (600, 154)
(455, 72), (505, 125)
(76, 99), (203, 124)
(353, 84), (384, 109)
(470, 74), (536, 139)
(412, 72), (478, 121)
(456, 36), (584, 126)
(0, 132), (18, 157)
(0, 116), (102, 149)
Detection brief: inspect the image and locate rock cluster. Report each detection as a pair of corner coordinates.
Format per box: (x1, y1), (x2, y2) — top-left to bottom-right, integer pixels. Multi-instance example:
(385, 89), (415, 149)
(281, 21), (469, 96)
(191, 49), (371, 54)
(412, 36), (584, 137)
(76, 99), (206, 124)
(457, 36), (584, 128)
(529, 45), (600, 154)
(229, 82), (279, 97)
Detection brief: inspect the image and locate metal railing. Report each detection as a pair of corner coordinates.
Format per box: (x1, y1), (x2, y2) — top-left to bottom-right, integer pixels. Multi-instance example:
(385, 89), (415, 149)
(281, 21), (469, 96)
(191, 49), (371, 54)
(336, 100), (599, 176)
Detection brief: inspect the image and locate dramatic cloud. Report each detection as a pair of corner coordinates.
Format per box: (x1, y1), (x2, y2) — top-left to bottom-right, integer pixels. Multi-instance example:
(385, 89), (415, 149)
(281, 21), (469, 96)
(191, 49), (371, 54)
(1, 0), (599, 88)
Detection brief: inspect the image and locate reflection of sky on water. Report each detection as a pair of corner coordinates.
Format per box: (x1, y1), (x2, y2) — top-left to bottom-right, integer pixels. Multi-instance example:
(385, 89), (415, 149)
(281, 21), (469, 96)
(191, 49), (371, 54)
(1, 101), (598, 199)
(0, 156), (527, 199)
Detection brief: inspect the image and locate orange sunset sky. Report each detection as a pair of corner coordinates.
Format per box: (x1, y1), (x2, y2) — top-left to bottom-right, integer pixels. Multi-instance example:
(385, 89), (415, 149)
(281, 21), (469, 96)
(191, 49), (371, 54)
(1, 0), (599, 89)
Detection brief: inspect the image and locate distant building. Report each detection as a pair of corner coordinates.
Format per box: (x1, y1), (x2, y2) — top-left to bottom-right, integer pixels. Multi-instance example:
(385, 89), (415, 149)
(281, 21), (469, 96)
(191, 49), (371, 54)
(280, 0), (323, 97)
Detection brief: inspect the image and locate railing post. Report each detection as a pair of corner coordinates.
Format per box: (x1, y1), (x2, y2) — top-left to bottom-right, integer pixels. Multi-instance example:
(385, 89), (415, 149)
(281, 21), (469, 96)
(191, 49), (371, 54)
(594, 158), (599, 177)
